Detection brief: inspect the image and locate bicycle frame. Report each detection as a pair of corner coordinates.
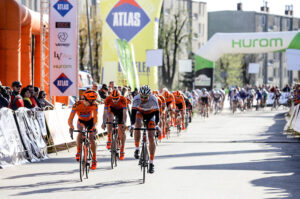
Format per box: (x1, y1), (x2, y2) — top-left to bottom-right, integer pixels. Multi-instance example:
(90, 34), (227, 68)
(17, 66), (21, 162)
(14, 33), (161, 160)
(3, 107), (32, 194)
(106, 118), (121, 169)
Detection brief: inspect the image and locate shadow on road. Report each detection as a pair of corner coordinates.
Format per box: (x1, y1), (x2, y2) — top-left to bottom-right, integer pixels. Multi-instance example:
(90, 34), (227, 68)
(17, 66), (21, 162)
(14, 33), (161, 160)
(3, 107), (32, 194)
(171, 112), (300, 199)
(10, 179), (141, 196)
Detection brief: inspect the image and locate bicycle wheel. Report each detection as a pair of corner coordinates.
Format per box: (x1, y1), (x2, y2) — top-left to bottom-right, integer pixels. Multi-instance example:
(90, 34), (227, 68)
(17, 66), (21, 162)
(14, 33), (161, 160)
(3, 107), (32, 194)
(114, 134), (119, 167)
(85, 145), (90, 179)
(79, 144), (84, 181)
(111, 131), (116, 169)
(142, 143), (148, 184)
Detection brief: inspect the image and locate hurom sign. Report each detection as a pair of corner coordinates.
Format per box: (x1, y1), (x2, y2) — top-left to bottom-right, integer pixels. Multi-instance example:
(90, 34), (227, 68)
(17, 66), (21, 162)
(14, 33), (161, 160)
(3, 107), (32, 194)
(194, 31), (300, 89)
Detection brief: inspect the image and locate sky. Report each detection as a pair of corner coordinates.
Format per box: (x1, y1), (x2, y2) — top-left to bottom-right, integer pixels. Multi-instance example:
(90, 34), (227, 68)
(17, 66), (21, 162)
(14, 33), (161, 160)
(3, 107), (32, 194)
(199, 0), (300, 18)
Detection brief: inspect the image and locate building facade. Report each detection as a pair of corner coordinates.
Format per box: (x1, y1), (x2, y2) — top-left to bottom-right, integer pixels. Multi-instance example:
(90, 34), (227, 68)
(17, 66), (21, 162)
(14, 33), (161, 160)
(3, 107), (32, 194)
(208, 10), (300, 88)
(162, 0), (208, 88)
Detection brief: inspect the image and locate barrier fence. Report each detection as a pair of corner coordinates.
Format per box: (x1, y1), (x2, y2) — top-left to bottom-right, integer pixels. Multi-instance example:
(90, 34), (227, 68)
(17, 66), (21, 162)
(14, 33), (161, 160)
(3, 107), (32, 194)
(285, 104), (300, 133)
(0, 104), (131, 168)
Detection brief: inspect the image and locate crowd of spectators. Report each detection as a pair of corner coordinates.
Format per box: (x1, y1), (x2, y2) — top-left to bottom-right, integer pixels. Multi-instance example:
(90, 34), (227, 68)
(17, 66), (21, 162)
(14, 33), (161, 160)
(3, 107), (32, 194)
(0, 81), (54, 110)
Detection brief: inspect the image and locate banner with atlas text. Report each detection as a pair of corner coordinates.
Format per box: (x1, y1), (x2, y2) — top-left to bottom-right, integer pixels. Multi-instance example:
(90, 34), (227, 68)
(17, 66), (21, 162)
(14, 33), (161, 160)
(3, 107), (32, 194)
(49, 0), (78, 96)
(101, 0), (163, 89)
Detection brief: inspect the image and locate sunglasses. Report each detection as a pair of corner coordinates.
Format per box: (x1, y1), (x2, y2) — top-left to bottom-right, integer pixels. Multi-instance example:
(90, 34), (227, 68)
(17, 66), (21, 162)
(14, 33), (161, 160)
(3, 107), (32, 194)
(141, 95), (149, 99)
(112, 98), (119, 101)
(15, 85), (22, 88)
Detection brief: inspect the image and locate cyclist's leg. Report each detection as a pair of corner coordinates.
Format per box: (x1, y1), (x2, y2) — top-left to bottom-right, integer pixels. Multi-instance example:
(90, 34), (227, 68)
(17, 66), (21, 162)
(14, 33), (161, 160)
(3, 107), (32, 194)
(75, 121), (84, 160)
(134, 112), (142, 151)
(86, 119), (96, 161)
(147, 120), (156, 164)
(180, 109), (185, 130)
(106, 112), (114, 149)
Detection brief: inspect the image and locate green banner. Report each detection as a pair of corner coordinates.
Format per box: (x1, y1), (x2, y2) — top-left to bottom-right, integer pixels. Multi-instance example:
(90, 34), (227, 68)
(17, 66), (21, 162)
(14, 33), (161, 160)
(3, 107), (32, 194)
(116, 39), (136, 89)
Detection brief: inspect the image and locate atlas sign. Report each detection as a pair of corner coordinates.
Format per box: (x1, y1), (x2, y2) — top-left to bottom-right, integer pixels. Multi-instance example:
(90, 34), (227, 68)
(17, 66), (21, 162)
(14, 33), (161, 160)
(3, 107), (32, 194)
(232, 38), (283, 48)
(106, 0), (150, 41)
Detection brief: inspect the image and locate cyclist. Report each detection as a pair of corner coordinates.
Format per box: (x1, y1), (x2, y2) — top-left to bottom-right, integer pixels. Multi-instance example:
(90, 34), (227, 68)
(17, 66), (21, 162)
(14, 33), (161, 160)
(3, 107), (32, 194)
(200, 88), (210, 117)
(173, 91), (186, 130)
(101, 89), (127, 160)
(68, 90), (98, 170)
(129, 85), (161, 174)
(153, 90), (166, 140)
(212, 90), (222, 113)
(162, 89), (176, 126)
(183, 92), (193, 123)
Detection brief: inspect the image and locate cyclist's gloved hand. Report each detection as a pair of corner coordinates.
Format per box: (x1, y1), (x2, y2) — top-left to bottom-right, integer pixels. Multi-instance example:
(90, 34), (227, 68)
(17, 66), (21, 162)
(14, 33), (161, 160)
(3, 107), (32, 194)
(101, 123), (106, 130)
(69, 127), (74, 140)
(129, 125), (134, 135)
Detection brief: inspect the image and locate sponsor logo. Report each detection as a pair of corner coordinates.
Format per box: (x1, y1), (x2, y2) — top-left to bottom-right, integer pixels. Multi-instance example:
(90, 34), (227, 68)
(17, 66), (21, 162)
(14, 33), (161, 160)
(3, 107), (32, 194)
(232, 38), (283, 48)
(53, 0), (73, 17)
(56, 22), (71, 28)
(106, 0), (150, 41)
(58, 32), (68, 42)
(56, 32), (70, 47)
(195, 74), (211, 86)
(53, 65), (72, 69)
(53, 73), (73, 93)
(54, 51), (72, 61)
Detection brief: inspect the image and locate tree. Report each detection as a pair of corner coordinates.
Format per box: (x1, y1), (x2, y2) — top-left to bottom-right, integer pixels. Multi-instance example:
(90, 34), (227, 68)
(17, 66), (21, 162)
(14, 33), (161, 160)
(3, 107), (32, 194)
(214, 54), (243, 87)
(158, 13), (189, 89)
(79, 15), (88, 71)
(241, 54), (262, 86)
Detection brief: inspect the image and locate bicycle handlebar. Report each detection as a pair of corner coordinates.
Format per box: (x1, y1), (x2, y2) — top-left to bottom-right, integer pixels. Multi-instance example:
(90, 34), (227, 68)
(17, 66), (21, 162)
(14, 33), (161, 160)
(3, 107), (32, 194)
(133, 128), (156, 131)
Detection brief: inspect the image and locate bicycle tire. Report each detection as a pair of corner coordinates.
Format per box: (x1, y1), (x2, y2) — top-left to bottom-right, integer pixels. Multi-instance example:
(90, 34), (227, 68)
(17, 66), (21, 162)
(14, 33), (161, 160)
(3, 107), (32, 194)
(111, 131), (116, 169)
(85, 145), (89, 179)
(114, 134), (119, 167)
(142, 143), (148, 184)
(79, 144), (84, 182)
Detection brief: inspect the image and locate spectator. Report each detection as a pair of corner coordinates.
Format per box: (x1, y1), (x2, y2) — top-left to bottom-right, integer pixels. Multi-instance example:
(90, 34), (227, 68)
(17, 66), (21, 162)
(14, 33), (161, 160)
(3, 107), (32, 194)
(282, 84), (291, 92)
(92, 82), (99, 92)
(0, 82), (9, 108)
(132, 88), (139, 98)
(118, 86), (122, 92)
(108, 81), (114, 94)
(9, 81), (24, 110)
(98, 84), (108, 100)
(38, 91), (54, 109)
(21, 87), (33, 109)
(27, 85), (38, 108)
(34, 86), (42, 108)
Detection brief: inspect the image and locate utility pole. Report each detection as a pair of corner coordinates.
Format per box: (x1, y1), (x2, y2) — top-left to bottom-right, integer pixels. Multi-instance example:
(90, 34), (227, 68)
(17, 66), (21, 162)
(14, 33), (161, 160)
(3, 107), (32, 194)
(86, 0), (94, 78)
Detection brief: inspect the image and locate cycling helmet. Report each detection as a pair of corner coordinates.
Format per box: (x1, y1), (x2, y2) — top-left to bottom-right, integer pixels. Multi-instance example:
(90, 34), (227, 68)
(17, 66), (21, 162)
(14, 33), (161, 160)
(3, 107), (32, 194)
(202, 88), (207, 92)
(173, 90), (181, 97)
(83, 90), (98, 101)
(110, 89), (120, 99)
(140, 85), (151, 96)
(163, 90), (170, 98)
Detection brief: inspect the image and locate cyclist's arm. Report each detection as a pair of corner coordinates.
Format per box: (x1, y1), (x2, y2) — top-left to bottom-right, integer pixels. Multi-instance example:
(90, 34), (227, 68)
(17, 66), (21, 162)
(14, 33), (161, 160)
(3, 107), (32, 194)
(130, 108), (137, 125)
(68, 110), (76, 128)
(154, 109), (160, 125)
(122, 109), (127, 124)
(93, 105), (98, 129)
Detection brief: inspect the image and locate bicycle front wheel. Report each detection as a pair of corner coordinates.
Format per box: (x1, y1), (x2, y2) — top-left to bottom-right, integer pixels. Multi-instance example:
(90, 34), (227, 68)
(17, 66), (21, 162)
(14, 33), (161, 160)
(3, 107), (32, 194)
(79, 144), (85, 181)
(85, 146), (91, 179)
(142, 144), (148, 184)
(111, 132), (116, 169)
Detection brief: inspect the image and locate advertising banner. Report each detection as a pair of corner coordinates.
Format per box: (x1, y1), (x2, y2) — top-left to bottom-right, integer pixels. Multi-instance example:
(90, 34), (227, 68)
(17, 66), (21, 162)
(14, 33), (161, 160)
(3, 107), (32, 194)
(195, 31), (300, 89)
(101, 0), (163, 89)
(49, 0), (78, 96)
(0, 108), (28, 168)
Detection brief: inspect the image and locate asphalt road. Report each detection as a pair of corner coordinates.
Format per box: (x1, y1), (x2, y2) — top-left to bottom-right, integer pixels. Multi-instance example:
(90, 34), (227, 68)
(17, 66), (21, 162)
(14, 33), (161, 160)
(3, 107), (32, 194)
(1, 107), (300, 199)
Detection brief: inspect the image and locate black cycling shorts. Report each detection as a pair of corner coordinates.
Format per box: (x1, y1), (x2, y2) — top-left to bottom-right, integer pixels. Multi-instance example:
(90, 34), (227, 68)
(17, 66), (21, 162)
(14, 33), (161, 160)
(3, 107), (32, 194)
(78, 118), (94, 131)
(176, 103), (183, 110)
(109, 107), (124, 124)
(201, 97), (208, 104)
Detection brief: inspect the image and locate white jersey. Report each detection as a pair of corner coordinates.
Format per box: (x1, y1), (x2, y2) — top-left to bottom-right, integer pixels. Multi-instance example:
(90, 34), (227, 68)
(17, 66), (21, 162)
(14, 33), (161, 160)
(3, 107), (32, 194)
(132, 94), (159, 113)
(200, 91), (210, 98)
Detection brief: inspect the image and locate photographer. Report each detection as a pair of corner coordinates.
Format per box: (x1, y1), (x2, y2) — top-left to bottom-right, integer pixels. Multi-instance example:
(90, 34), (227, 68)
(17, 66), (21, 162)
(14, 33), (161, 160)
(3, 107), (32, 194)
(0, 81), (9, 108)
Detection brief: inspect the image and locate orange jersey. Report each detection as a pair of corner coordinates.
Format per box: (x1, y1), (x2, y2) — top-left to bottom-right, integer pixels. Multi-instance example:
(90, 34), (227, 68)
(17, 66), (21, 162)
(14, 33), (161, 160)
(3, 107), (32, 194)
(104, 96), (127, 111)
(174, 95), (186, 109)
(158, 95), (166, 106)
(165, 92), (176, 107)
(68, 100), (98, 126)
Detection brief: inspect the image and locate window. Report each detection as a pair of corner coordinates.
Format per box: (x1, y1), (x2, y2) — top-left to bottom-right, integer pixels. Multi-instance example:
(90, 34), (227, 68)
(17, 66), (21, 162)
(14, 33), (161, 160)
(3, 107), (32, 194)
(202, 24), (204, 36)
(287, 19), (292, 30)
(273, 68), (276, 77)
(262, 15), (266, 25)
(193, 33), (198, 39)
(199, 4), (201, 15)
(193, 13), (198, 20)
(198, 23), (201, 34)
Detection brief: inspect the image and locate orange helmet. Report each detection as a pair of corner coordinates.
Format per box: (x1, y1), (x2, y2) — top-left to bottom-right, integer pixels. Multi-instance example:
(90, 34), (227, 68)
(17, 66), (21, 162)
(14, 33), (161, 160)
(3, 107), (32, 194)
(173, 90), (181, 97)
(163, 90), (169, 98)
(110, 89), (120, 99)
(83, 90), (98, 101)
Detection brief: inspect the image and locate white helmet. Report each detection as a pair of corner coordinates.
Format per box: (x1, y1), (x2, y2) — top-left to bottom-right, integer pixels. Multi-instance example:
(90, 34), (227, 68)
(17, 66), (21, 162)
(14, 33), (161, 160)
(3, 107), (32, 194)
(140, 85), (151, 96)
